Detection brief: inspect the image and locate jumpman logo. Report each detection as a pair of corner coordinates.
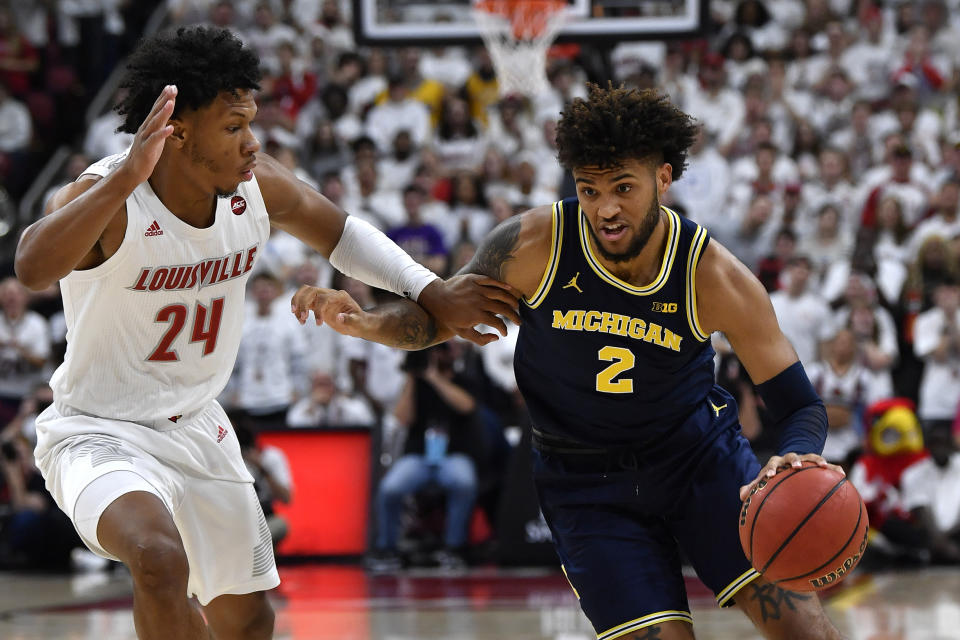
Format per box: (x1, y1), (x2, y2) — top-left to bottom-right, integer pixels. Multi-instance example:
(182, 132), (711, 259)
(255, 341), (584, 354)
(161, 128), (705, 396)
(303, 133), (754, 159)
(563, 272), (583, 293)
(710, 401), (727, 417)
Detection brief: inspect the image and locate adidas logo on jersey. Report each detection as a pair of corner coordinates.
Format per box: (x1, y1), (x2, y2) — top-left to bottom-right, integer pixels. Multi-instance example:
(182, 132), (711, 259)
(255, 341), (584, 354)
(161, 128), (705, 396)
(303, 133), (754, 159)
(144, 220), (164, 237)
(217, 425), (228, 443)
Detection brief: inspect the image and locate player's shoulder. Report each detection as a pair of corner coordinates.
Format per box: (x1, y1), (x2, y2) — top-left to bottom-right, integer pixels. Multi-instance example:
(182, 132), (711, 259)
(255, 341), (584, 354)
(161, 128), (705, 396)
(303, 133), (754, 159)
(44, 175), (104, 215)
(250, 151), (302, 216)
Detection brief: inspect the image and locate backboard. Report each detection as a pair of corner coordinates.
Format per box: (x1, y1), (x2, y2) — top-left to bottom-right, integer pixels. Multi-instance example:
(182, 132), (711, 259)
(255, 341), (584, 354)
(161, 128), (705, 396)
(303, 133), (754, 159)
(352, 0), (708, 46)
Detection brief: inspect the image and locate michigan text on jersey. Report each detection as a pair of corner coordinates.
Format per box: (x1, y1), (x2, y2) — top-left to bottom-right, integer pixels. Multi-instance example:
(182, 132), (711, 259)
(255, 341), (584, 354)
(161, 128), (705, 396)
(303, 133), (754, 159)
(551, 309), (683, 352)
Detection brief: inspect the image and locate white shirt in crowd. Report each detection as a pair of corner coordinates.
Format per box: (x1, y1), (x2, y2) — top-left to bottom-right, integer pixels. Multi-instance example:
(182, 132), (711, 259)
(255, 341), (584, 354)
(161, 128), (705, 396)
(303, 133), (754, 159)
(286, 394), (375, 428)
(0, 311), (50, 399)
(912, 307), (960, 421)
(234, 307), (308, 415)
(769, 290), (833, 365)
(901, 452), (960, 533)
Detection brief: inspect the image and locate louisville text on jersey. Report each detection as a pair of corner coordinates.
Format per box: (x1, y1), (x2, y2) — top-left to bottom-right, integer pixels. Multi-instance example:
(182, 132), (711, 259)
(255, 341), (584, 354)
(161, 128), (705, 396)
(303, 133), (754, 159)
(128, 245), (259, 292)
(551, 308), (683, 352)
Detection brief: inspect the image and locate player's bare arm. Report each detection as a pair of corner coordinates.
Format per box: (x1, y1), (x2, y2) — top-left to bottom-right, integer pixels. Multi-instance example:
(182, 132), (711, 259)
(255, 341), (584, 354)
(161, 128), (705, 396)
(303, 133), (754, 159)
(694, 241), (838, 499)
(292, 206), (553, 349)
(260, 151), (526, 346)
(15, 86), (178, 290)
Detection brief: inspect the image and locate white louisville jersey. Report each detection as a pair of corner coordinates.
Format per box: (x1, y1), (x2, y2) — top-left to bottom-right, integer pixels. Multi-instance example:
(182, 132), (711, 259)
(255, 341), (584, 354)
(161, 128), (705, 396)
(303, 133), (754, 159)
(49, 153), (271, 422)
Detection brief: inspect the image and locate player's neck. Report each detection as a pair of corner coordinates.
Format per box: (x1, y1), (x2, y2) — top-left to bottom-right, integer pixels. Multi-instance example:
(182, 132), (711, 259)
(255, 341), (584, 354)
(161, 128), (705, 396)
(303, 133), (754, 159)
(148, 156), (218, 228)
(595, 211), (668, 286)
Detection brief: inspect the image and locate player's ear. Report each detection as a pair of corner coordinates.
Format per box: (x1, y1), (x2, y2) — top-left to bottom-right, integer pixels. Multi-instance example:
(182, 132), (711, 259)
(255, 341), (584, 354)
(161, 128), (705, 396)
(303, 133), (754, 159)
(656, 161), (672, 196)
(167, 118), (187, 149)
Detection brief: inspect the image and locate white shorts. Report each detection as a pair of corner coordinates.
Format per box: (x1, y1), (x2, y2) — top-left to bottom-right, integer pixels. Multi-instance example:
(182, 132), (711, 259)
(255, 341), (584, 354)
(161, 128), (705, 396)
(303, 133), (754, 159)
(34, 400), (280, 606)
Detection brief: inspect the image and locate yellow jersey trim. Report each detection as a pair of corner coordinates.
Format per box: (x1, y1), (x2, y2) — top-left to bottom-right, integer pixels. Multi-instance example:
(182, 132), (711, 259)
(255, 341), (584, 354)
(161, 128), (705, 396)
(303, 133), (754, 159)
(597, 610), (693, 640)
(578, 205), (679, 296)
(685, 225), (710, 342)
(560, 564), (580, 600)
(524, 201), (563, 309)
(716, 568), (761, 607)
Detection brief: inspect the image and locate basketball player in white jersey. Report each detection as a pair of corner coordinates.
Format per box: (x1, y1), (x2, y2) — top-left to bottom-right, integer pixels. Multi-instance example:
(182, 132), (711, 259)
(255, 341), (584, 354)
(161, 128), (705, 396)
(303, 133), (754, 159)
(13, 27), (519, 640)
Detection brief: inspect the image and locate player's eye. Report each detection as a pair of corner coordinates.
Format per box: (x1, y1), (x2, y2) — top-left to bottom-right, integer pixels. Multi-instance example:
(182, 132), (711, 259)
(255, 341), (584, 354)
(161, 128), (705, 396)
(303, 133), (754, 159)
(617, 183), (632, 193)
(581, 187), (596, 197)
(227, 126), (241, 133)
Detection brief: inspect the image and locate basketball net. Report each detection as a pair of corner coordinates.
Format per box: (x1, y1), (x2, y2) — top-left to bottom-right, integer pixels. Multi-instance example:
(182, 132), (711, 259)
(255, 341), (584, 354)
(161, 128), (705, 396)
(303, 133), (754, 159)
(473, 0), (567, 98)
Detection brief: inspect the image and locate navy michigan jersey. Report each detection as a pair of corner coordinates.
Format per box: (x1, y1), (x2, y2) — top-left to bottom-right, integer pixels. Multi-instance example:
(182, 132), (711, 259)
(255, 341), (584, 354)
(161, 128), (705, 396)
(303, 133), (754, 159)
(515, 197), (717, 449)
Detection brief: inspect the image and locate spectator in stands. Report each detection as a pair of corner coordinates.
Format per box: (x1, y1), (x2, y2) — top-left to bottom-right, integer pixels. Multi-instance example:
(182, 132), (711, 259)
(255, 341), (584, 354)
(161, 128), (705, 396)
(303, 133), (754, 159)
(808, 328), (891, 464)
(0, 5), (38, 97)
(836, 272), (899, 374)
(233, 415), (293, 550)
(903, 235), (959, 312)
(798, 204), (852, 282)
(379, 130), (420, 192)
(681, 52), (745, 156)
(859, 142), (931, 229)
(433, 95), (486, 173)
(368, 343), (483, 572)
(913, 280), (960, 422)
(366, 71), (432, 155)
(769, 255), (832, 365)
(756, 227), (797, 293)
(710, 193), (776, 272)
(0, 278), (48, 426)
(871, 195), (912, 305)
(286, 370), (375, 428)
(341, 158), (404, 230)
(909, 179), (960, 259)
(230, 273), (308, 429)
(901, 420), (960, 564)
(0, 80), (32, 195)
(387, 184), (447, 274)
(83, 89), (134, 161)
(0, 426), (80, 570)
(801, 147), (855, 231)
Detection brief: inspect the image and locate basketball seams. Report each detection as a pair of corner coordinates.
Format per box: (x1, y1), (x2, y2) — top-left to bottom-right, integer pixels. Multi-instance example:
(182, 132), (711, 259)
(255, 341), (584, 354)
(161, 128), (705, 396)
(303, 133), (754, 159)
(758, 477), (848, 575)
(747, 464), (820, 565)
(772, 494), (864, 586)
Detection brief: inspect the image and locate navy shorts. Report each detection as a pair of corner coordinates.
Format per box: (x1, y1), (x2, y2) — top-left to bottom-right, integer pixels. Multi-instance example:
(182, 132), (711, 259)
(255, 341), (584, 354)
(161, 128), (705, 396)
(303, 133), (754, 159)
(533, 391), (762, 639)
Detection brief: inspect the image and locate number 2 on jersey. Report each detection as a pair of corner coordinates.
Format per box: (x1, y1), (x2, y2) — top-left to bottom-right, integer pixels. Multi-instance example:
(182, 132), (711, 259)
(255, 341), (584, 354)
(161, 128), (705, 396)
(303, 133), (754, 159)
(596, 346), (635, 393)
(148, 299), (224, 362)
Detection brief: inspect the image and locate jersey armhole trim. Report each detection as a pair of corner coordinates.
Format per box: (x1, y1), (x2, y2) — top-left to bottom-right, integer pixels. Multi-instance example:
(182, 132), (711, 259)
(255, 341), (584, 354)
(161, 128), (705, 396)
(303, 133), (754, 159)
(61, 204), (136, 283)
(685, 225), (710, 342)
(523, 201), (563, 309)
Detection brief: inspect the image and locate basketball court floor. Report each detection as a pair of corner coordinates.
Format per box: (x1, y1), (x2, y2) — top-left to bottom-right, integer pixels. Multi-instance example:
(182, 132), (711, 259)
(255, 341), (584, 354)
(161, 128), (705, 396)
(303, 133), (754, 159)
(1, 564), (959, 639)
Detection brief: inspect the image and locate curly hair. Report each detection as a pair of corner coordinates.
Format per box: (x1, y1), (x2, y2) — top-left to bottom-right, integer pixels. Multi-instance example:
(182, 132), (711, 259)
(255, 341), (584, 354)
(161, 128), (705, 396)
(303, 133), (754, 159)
(556, 84), (699, 179)
(116, 26), (261, 134)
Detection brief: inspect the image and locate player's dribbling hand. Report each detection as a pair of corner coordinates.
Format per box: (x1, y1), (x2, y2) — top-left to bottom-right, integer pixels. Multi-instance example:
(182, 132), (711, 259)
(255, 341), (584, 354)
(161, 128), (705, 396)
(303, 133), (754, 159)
(121, 85), (177, 185)
(290, 285), (371, 336)
(418, 274), (522, 347)
(738, 453), (844, 501)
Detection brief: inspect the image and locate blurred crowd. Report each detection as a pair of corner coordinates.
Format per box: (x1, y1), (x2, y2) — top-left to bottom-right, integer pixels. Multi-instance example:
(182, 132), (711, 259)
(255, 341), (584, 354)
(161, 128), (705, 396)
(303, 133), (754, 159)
(2, 0), (960, 573)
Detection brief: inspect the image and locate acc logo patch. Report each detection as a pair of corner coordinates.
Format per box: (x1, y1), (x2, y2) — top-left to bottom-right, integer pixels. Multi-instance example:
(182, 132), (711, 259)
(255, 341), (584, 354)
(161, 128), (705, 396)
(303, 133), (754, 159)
(231, 196), (247, 215)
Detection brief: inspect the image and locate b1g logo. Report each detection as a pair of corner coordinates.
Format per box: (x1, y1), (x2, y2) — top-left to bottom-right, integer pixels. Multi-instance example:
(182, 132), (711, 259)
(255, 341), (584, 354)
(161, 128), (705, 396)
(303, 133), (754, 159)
(231, 196), (247, 215)
(652, 302), (678, 313)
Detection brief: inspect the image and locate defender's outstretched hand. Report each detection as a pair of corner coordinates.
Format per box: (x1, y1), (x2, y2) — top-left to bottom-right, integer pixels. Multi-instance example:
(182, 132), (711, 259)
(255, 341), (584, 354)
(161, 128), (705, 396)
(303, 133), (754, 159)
(418, 274), (522, 346)
(739, 452), (844, 501)
(291, 286), (371, 338)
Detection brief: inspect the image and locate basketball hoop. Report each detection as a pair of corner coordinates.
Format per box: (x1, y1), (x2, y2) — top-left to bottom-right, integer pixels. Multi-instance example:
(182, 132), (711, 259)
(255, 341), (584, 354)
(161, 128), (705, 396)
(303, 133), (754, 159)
(473, 0), (567, 98)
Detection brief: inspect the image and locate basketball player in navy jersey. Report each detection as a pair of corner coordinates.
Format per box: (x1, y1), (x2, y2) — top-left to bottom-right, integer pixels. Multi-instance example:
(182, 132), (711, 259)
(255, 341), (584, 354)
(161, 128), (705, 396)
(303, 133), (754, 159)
(296, 86), (844, 638)
(14, 27), (518, 640)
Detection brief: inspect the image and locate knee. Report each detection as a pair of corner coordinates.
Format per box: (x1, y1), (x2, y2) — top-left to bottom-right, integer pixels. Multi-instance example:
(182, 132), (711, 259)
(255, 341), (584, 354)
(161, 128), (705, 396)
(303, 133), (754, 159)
(241, 600), (275, 640)
(126, 533), (190, 594)
(218, 596), (275, 640)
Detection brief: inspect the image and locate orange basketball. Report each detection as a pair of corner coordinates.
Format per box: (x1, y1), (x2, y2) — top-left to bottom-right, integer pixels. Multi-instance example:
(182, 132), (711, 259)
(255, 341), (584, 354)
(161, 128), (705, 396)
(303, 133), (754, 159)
(738, 461), (869, 592)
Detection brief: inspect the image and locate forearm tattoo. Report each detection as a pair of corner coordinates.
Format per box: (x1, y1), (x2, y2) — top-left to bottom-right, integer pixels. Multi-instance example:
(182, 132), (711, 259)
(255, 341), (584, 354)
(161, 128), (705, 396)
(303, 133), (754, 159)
(630, 626), (663, 639)
(465, 215), (522, 280)
(395, 308), (438, 349)
(746, 582), (811, 623)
